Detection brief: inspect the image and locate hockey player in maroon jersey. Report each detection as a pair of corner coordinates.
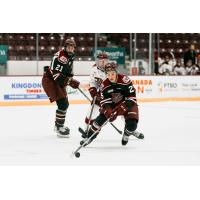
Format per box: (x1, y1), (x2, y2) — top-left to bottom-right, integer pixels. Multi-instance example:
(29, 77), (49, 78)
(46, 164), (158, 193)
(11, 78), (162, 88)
(42, 38), (80, 138)
(81, 62), (144, 146)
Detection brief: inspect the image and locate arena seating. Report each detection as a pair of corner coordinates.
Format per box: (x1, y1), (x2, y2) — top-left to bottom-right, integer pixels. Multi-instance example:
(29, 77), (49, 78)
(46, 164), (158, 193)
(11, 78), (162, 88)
(0, 33), (98, 60)
(1, 33), (200, 60)
(108, 33), (200, 59)
(159, 33), (200, 58)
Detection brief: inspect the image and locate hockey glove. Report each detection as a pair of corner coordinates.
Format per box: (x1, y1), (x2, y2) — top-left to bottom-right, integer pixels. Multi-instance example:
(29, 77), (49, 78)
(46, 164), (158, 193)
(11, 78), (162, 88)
(89, 87), (97, 98)
(68, 78), (80, 89)
(95, 93), (102, 106)
(109, 102), (127, 122)
(109, 110), (118, 122)
(100, 107), (113, 119)
(116, 101), (128, 115)
(89, 87), (101, 106)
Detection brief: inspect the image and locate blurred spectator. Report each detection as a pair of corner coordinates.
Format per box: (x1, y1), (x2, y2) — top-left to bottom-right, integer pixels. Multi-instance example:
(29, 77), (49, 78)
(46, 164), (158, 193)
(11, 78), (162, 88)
(138, 61), (146, 75)
(158, 54), (175, 75)
(184, 44), (196, 66)
(196, 60), (200, 75)
(173, 58), (186, 75)
(185, 60), (199, 75)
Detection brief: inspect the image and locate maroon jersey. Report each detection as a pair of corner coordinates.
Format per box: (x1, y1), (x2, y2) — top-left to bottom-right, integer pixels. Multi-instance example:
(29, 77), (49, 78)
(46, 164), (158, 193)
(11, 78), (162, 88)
(100, 74), (139, 120)
(42, 50), (75, 103)
(100, 74), (137, 108)
(47, 49), (75, 86)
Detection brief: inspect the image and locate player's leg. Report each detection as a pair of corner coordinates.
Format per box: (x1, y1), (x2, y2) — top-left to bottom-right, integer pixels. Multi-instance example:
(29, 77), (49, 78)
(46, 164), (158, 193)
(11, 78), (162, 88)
(121, 104), (144, 145)
(81, 113), (107, 146)
(80, 104), (100, 138)
(84, 104), (100, 129)
(54, 98), (70, 138)
(122, 118), (144, 145)
(122, 119), (138, 145)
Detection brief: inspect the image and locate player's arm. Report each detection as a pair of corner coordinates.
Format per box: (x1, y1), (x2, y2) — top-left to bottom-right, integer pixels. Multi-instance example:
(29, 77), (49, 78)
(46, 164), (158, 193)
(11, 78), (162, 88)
(99, 84), (113, 119)
(125, 82), (137, 109)
(50, 56), (79, 88)
(64, 56), (80, 89)
(121, 75), (137, 109)
(100, 85), (112, 109)
(88, 70), (98, 98)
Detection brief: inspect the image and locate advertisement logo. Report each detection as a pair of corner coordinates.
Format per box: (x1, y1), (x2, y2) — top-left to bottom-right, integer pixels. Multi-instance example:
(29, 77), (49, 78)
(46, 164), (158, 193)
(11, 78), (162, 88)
(157, 82), (178, 93)
(182, 83), (200, 91)
(132, 79), (153, 94)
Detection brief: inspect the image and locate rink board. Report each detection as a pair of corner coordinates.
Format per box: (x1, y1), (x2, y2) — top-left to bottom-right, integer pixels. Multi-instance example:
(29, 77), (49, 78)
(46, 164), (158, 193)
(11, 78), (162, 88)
(0, 76), (200, 106)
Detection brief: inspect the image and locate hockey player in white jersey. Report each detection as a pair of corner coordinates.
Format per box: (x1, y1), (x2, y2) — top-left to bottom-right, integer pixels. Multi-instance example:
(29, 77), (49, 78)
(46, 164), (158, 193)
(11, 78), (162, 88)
(79, 52), (108, 138)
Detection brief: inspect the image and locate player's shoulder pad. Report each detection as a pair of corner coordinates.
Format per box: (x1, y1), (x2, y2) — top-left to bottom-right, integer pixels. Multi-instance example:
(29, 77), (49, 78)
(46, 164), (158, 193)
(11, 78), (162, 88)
(118, 74), (131, 85)
(100, 78), (110, 91)
(90, 64), (98, 75)
(91, 64), (98, 72)
(92, 63), (97, 68)
(57, 50), (68, 64)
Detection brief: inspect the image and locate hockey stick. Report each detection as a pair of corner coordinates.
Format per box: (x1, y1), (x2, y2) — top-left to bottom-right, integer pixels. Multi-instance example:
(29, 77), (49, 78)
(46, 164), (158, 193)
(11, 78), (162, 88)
(78, 88), (96, 138)
(110, 122), (122, 134)
(85, 96), (97, 137)
(78, 87), (122, 135)
(71, 120), (108, 158)
(78, 88), (91, 102)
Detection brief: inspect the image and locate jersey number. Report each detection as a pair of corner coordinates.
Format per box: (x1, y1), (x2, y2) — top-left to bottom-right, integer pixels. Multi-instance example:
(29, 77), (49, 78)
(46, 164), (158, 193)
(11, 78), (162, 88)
(129, 86), (134, 93)
(55, 64), (63, 72)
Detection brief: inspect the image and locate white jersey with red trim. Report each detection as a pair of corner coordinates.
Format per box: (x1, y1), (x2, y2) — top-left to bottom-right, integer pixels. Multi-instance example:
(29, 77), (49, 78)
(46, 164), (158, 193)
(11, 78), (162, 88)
(89, 64), (107, 91)
(84, 64), (107, 129)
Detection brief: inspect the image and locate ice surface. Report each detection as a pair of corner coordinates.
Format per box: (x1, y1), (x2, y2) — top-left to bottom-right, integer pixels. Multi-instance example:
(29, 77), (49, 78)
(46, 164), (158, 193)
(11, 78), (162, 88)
(0, 101), (200, 165)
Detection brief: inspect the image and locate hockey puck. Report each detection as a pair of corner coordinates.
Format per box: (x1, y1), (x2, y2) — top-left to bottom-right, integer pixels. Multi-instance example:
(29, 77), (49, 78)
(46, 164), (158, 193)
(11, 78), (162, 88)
(75, 152), (80, 158)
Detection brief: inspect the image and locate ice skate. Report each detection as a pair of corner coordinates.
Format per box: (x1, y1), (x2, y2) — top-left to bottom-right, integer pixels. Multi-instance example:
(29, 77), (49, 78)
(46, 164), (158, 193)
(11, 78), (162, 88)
(121, 132), (129, 146)
(80, 137), (93, 147)
(54, 124), (70, 138)
(131, 131), (144, 139)
(78, 127), (88, 138)
(80, 128), (98, 147)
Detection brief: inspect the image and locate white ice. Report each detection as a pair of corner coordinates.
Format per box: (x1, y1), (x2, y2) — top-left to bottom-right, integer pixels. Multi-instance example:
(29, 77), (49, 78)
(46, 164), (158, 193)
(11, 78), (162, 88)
(0, 101), (200, 165)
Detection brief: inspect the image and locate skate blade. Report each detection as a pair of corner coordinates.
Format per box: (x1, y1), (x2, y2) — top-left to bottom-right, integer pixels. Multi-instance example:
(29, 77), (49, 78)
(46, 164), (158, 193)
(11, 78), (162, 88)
(57, 133), (70, 138)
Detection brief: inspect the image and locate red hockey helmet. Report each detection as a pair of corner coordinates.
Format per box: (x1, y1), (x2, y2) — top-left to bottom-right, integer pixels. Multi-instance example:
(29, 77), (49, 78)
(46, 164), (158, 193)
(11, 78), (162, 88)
(104, 62), (118, 73)
(97, 52), (108, 59)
